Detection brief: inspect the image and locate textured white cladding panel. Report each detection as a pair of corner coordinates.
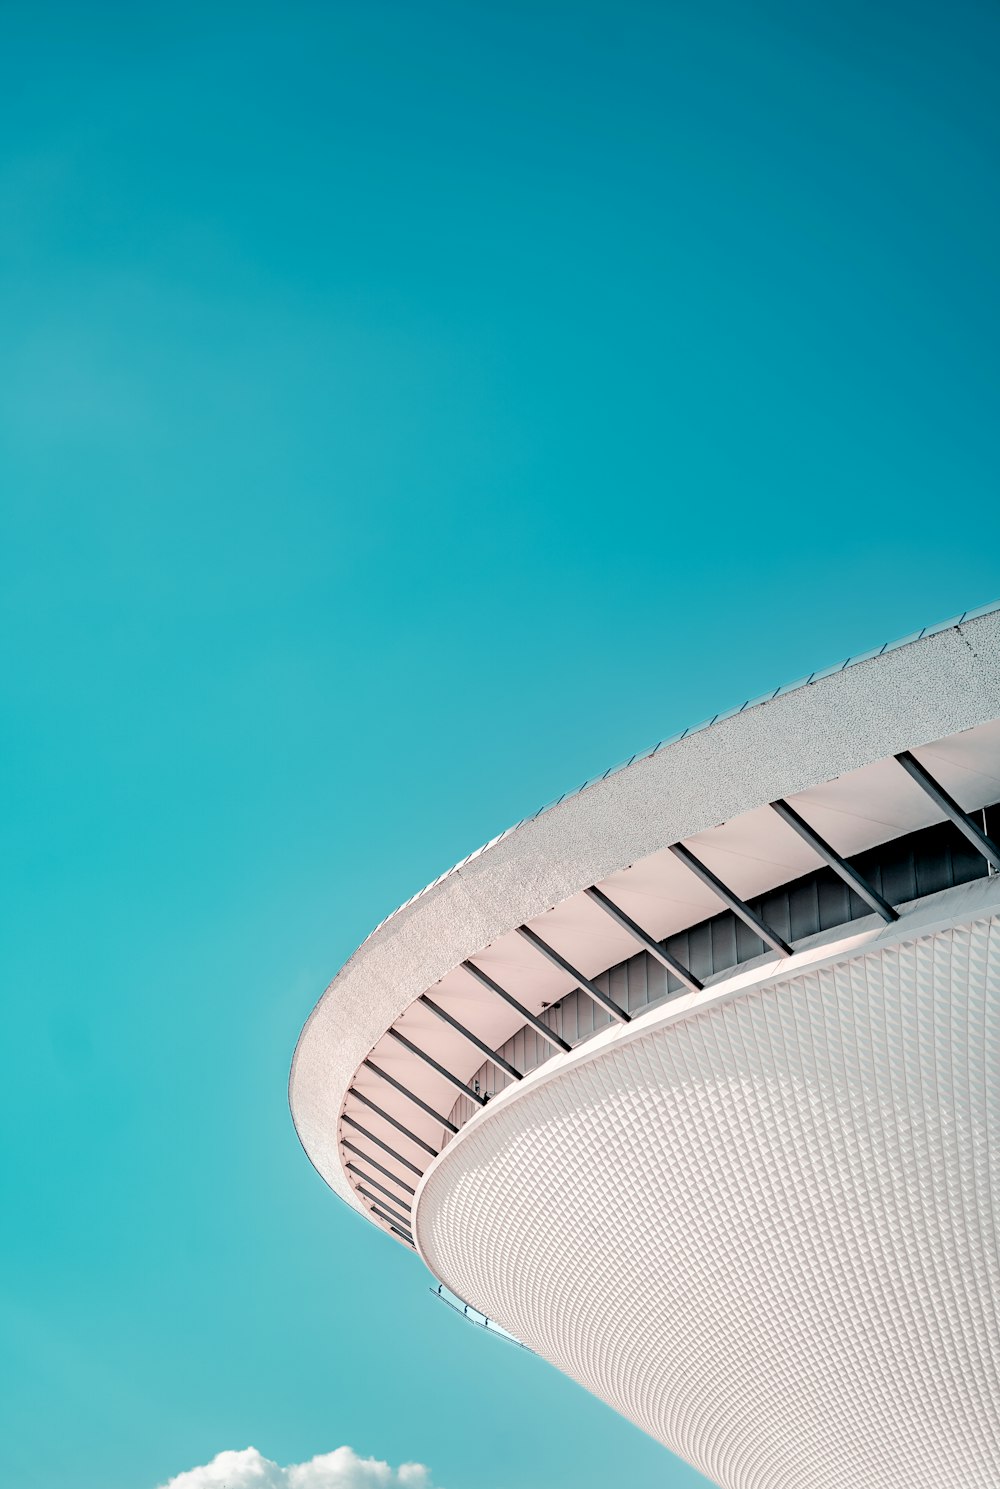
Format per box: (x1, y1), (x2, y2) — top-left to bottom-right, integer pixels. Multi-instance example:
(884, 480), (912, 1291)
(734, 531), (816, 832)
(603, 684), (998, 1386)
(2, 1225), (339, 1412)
(417, 917), (1000, 1489)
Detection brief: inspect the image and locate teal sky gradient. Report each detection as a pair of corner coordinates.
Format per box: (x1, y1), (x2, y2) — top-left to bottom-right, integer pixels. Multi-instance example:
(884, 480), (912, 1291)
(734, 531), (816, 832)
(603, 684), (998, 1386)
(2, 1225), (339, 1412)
(2, 4), (1000, 1487)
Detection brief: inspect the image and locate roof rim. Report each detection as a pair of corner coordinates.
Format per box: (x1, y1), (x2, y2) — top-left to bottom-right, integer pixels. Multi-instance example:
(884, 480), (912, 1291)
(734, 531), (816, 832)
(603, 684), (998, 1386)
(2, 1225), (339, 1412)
(357, 599), (1000, 953)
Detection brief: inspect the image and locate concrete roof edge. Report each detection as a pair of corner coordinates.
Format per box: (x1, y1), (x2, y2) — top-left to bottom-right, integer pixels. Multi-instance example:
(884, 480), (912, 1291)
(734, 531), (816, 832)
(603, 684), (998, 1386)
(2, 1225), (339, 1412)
(332, 600), (1000, 964)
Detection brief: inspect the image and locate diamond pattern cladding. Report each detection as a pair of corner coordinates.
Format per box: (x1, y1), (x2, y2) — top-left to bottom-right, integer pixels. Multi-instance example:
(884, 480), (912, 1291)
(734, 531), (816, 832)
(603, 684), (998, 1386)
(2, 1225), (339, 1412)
(417, 915), (1000, 1489)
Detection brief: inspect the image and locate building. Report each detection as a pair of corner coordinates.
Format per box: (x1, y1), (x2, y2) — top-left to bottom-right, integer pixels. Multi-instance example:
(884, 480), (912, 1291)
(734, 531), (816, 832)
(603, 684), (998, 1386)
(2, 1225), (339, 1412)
(290, 604), (1000, 1489)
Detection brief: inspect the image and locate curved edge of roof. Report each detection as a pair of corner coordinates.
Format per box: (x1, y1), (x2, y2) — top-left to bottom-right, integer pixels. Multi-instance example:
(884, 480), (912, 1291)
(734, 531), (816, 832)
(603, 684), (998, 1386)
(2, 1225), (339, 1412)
(352, 600), (1000, 955)
(288, 601), (1000, 1214)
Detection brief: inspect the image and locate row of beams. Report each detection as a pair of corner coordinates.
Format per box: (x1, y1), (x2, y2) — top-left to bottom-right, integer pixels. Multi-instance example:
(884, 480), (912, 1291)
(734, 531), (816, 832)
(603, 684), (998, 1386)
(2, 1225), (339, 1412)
(362, 1057), (459, 1132)
(357, 1187), (412, 1225)
(347, 1089), (439, 1157)
(340, 751), (999, 1232)
(341, 1114), (423, 1176)
(585, 885), (704, 992)
(462, 960), (571, 1052)
(341, 1140), (416, 1195)
(419, 993), (522, 1079)
(388, 1028), (488, 1105)
(345, 1161), (413, 1208)
(516, 924), (631, 1022)
(371, 1206), (413, 1242)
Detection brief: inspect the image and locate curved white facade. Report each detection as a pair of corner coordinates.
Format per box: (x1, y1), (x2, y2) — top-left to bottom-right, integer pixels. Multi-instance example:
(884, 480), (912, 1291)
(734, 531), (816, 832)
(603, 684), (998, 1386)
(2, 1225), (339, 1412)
(416, 882), (1000, 1488)
(291, 605), (1000, 1488)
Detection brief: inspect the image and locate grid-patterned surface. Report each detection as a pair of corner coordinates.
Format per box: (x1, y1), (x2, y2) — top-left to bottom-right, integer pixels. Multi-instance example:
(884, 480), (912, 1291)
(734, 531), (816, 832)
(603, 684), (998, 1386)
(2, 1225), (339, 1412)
(418, 916), (1000, 1489)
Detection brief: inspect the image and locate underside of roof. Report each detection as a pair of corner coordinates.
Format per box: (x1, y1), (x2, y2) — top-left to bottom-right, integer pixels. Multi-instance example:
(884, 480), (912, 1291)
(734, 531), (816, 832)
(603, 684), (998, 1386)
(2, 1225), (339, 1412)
(290, 606), (1000, 1233)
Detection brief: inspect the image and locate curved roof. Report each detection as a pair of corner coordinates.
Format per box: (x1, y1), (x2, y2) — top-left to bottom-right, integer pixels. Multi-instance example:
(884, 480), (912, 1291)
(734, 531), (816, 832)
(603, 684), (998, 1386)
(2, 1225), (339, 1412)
(289, 603), (1000, 1230)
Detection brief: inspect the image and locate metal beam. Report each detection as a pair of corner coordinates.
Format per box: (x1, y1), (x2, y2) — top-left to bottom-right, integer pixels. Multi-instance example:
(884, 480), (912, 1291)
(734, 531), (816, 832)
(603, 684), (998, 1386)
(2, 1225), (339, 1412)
(357, 1184), (411, 1218)
(387, 1028), (488, 1105)
(340, 1114), (424, 1176)
(419, 994), (523, 1080)
(370, 1202), (414, 1238)
(585, 885), (703, 992)
(358, 1190), (412, 1230)
(668, 842), (793, 956)
(362, 1059), (459, 1132)
(895, 750), (1000, 872)
(389, 1224), (415, 1246)
(770, 799), (898, 923)
(341, 1142), (416, 1196)
(348, 1089), (439, 1157)
(345, 1162), (414, 1208)
(516, 924), (630, 1023)
(461, 961), (571, 1052)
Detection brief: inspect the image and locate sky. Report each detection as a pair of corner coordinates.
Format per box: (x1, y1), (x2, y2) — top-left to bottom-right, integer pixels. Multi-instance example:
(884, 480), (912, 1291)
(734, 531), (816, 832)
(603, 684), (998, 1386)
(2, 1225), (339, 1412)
(1, 2), (999, 1486)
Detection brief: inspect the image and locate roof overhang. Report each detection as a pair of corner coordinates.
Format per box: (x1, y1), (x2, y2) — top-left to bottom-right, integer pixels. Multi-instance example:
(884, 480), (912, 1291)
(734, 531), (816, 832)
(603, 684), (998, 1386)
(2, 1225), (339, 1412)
(289, 606), (1000, 1230)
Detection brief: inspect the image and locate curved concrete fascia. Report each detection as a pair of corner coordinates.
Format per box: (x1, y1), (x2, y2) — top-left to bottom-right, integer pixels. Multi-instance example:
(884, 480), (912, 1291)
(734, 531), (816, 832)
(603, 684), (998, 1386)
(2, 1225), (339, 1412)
(290, 609), (1000, 1215)
(411, 871), (1000, 1260)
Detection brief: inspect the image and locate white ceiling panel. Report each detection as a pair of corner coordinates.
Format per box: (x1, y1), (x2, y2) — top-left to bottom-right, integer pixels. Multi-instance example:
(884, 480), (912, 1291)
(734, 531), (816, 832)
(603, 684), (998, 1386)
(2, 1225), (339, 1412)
(523, 892), (640, 979)
(600, 848), (721, 937)
(471, 929), (575, 1005)
(428, 965), (535, 1052)
(682, 804), (818, 900)
(913, 719), (1000, 811)
(786, 756), (938, 853)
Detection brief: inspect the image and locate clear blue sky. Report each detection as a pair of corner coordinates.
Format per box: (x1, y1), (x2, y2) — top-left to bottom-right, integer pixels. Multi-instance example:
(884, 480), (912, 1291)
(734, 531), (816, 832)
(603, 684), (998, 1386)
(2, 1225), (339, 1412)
(2, 3), (999, 1487)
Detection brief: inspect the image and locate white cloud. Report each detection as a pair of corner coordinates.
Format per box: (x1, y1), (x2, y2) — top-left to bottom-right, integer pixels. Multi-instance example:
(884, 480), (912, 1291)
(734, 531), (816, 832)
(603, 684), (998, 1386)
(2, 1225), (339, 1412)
(156, 1445), (434, 1489)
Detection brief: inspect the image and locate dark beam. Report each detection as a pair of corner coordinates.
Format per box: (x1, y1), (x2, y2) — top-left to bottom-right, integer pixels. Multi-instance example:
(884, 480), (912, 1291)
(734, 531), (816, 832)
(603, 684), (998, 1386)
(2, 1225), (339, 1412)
(771, 799), (898, 923)
(345, 1162), (414, 1208)
(370, 1202), (414, 1238)
(387, 1028), (488, 1105)
(358, 1191), (412, 1230)
(362, 1059), (459, 1132)
(340, 1114), (424, 1176)
(357, 1183), (411, 1216)
(341, 1142), (416, 1196)
(348, 1089), (439, 1157)
(668, 842), (793, 956)
(516, 925), (630, 1023)
(461, 961), (571, 1052)
(895, 750), (1000, 872)
(585, 885), (703, 992)
(419, 995), (522, 1080)
(389, 1225), (415, 1246)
